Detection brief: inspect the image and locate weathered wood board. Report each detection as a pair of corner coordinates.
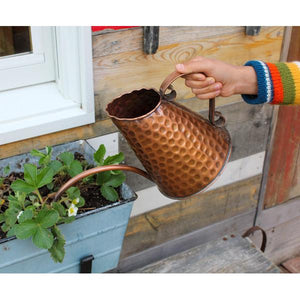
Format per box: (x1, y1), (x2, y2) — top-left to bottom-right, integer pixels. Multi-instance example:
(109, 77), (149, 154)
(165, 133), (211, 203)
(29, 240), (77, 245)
(93, 27), (245, 58)
(133, 235), (280, 273)
(93, 26), (283, 120)
(263, 107), (300, 208)
(254, 214), (300, 265)
(252, 197), (300, 264)
(121, 175), (261, 259)
(114, 209), (256, 272)
(263, 26), (300, 208)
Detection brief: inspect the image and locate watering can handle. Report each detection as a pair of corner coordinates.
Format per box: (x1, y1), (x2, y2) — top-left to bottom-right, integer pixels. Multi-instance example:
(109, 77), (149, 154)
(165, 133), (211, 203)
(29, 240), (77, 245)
(54, 165), (153, 201)
(159, 70), (225, 126)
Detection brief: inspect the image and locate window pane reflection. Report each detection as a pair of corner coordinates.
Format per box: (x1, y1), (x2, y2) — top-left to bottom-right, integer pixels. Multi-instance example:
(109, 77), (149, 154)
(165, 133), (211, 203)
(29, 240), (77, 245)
(0, 26), (32, 58)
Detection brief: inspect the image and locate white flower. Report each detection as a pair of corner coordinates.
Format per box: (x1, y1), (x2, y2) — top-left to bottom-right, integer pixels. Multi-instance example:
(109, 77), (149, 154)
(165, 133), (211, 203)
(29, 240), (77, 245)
(72, 198), (80, 205)
(17, 211), (24, 220)
(68, 204), (78, 217)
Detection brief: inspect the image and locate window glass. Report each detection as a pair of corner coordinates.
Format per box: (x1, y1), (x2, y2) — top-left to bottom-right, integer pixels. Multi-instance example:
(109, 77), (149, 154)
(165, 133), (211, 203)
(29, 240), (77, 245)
(0, 26), (32, 57)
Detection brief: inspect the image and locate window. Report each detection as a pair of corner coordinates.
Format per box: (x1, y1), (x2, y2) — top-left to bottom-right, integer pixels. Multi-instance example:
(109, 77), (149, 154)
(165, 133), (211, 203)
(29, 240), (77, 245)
(0, 26), (95, 146)
(0, 27), (55, 91)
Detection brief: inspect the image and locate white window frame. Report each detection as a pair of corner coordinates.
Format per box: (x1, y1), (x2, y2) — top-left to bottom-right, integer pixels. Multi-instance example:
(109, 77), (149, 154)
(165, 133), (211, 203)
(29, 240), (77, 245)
(0, 27), (55, 91)
(0, 26), (95, 146)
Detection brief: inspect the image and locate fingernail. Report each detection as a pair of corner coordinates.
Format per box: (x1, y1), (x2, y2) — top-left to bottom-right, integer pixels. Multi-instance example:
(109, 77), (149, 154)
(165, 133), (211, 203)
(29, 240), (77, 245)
(209, 78), (215, 84)
(176, 64), (184, 72)
(215, 83), (222, 90)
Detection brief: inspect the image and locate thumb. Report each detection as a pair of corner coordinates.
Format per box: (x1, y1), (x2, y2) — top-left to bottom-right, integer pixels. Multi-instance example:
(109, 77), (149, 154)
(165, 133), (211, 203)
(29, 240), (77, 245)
(176, 59), (210, 75)
(175, 63), (188, 73)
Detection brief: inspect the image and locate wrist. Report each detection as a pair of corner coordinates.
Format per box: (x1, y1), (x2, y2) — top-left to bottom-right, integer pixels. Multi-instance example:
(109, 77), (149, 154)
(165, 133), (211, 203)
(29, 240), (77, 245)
(234, 66), (258, 95)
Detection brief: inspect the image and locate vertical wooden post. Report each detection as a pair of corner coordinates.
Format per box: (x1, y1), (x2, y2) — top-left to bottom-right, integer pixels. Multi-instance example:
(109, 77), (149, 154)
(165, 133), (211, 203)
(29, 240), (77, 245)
(263, 26), (300, 208)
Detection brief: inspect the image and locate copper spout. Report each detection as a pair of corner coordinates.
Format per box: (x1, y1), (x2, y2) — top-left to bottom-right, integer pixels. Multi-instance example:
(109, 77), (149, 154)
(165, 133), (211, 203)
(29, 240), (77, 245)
(54, 165), (152, 201)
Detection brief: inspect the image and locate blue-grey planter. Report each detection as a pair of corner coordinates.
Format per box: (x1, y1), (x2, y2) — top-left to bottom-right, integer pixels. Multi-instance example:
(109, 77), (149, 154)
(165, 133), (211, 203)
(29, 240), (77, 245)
(0, 141), (137, 273)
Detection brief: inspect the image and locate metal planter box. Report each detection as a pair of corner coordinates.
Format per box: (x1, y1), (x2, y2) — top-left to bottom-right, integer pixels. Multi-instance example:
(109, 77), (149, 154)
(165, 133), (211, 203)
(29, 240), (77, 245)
(0, 141), (136, 273)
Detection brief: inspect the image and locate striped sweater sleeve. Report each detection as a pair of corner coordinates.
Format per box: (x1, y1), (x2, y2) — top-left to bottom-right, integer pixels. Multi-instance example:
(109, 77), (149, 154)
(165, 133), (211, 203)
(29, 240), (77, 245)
(241, 61), (300, 105)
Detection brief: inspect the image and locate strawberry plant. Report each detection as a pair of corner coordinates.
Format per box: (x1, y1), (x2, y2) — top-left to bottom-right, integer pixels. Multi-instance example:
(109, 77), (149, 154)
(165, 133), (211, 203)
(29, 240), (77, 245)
(0, 144), (126, 263)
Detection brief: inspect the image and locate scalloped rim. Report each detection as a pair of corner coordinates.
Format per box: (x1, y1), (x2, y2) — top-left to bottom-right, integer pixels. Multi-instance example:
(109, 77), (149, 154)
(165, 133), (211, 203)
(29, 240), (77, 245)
(106, 88), (163, 121)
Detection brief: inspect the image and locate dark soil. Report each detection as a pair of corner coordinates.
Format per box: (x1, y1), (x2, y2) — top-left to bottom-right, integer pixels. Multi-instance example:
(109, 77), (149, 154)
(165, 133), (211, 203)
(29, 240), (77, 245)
(0, 152), (125, 241)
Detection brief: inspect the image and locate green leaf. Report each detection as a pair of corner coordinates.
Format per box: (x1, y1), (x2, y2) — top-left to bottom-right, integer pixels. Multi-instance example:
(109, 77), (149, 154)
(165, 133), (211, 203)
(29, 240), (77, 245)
(62, 216), (76, 224)
(34, 202), (41, 208)
(36, 208), (59, 228)
(52, 202), (66, 217)
(37, 167), (54, 188)
(18, 209), (33, 223)
(45, 146), (53, 156)
(76, 196), (85, 208)
(11, 179), (35, 193)
(10, 192), (26, 208)
(82, 175), (94, 183)
(28, 195), (37, 202)
(0, 213), (5, 223)
(31, 147), (53, 166)
(24, 164), (38, 186)
(4, 165), (10, 176)
(15, 220), (37, 239)
(58, 152), (74, 168)
(1, 223), (11, 233)
(24, 205), (36, 211)
(96, 171), (111, 185)
(101, 185), (119, 202)
(39, 156), (50, 167)
(110, 170), (122, 175)
(32, 226), (54, 249)
(94, 144), (106, 165)
(48, 160), (62, 174)
(47, 182), (54, 190)
(30, 149), (45, 158)
(49, 226), (65, 263)
(4, 207), (19, 226)
(6, 226), (16, 238)
(66, 187), (80, 199)
(105, 173), (125, 187)
(68, 160), (83, 177)
(7, 195), (22, 210)
(103, 152), (124, 165)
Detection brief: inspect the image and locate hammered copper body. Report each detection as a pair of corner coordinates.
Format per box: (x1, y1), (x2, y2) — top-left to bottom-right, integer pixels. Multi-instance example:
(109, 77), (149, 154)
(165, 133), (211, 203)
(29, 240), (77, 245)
(106, 71), (231, 198)
(55, 71), (231, 201)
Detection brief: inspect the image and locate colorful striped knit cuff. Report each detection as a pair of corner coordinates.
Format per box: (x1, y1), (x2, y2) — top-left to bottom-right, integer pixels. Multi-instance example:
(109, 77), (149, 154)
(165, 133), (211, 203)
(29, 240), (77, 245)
(267, 62), (300, 105)
(241, 60), (273, 105)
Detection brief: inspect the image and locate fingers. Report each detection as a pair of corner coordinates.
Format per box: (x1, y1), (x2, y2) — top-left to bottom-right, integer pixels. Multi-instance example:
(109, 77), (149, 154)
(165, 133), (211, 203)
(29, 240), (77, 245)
(191, 82), (223, 100)
(196, 90), (221, 100)
(185, 76), (215, 89)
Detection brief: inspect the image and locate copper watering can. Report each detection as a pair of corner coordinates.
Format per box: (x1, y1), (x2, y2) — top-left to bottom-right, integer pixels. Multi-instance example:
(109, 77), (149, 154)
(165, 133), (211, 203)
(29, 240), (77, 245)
(55, 71), (231, 201)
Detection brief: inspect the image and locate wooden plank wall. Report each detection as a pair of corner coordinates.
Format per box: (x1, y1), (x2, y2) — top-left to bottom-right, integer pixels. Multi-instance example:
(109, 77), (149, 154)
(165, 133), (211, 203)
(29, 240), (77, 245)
(0, 26), (284, 159)
(93, 26), (283, 119)
(121, 175), (261, 258)
(263, 26), (300, 208)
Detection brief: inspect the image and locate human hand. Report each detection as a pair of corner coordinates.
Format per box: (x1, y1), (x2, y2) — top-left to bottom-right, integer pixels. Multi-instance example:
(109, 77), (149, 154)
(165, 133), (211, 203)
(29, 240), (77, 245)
(176, 56), (258, 99)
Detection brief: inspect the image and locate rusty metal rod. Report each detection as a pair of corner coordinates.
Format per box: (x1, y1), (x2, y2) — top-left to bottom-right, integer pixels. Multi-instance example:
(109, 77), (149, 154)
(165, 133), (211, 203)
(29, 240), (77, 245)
(54, 165), (152, 201)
